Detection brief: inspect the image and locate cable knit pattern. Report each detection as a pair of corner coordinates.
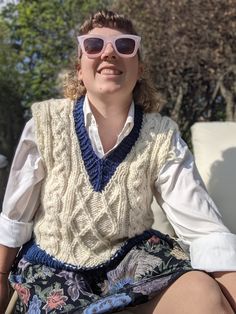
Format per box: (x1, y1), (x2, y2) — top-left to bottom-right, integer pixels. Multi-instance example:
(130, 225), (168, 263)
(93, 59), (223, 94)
(32, 98), (177, 268)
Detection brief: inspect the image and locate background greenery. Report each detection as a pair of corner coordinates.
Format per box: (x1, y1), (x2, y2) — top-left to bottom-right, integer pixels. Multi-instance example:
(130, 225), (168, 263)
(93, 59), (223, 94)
(0, 0), (235, 203)
(114, 0), (236, 139)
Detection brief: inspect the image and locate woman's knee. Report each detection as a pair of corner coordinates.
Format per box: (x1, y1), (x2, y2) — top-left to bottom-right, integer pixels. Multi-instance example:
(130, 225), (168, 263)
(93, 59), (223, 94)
(172, 271), (233, 313)
(151, 271), (234, 314)
(125, 271), (234, 314)
(181, 271), (220, 296)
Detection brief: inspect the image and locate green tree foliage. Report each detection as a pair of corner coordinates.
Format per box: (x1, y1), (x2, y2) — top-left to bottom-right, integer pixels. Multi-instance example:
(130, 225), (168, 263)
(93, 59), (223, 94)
(2, 0), (111, 106)
(0, 0), (112, 204)
(0, 17), (25, 206)
(113, 0), (236, 142)
(0, 17), (24, 160)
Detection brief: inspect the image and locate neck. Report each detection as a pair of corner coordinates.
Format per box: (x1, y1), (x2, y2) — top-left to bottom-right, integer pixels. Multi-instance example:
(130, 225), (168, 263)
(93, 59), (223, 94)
(86, 92), (132, 122)
(85, 93), (133, 153)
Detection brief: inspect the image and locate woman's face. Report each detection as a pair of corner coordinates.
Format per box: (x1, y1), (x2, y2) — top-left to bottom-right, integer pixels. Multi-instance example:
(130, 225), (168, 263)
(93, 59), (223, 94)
(78, 27), (142, 102)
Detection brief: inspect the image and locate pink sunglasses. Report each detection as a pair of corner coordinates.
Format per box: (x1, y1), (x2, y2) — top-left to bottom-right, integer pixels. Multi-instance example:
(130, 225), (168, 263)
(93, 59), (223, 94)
(77, 34), (141, 58)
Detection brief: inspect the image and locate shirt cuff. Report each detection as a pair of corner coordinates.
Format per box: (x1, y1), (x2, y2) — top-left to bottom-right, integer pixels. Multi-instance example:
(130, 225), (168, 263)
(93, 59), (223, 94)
(0, 213), (33, 247)
(190, 232), (236, 272)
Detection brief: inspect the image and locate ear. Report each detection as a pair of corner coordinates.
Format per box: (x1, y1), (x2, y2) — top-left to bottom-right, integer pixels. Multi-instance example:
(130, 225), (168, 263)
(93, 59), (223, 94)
(77, 64), (83, 81)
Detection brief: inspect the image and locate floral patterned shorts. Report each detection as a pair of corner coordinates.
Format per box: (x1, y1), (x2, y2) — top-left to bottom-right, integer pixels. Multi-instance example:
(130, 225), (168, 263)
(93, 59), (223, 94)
(10, 231), (193, 313)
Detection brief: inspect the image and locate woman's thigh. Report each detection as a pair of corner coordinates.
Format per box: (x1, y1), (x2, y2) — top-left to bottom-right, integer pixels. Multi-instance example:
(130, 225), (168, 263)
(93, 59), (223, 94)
(129, 271), (234, 314)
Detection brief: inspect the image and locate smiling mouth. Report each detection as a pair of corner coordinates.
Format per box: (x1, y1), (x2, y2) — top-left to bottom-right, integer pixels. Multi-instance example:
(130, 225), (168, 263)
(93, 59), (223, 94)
(98, 69), (122, 75)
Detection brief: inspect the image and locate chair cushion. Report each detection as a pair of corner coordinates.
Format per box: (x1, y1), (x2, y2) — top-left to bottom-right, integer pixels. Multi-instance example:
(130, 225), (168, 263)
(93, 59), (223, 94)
(191, 122), (236, 233)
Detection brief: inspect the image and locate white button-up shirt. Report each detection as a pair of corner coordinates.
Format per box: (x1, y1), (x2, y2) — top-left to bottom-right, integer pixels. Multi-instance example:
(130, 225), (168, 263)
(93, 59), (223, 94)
(0, 96), (235, 272)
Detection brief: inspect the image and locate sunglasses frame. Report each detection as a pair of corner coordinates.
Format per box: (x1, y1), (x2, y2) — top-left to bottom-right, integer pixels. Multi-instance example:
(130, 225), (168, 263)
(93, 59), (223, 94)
(77, 34), (141, 58)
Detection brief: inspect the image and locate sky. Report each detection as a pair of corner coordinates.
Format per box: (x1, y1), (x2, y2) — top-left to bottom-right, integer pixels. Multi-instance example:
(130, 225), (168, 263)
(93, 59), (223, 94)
(0, 0), (18, 11)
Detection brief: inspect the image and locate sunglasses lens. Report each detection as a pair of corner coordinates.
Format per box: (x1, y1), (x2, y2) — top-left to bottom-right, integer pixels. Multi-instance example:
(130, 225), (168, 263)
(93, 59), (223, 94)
(115, 38), (135, 55)
(83, 38), (104, 54)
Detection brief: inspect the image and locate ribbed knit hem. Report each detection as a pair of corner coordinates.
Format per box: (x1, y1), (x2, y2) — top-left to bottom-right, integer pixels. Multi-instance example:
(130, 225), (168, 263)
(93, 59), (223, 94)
(19, 230), (172, 273)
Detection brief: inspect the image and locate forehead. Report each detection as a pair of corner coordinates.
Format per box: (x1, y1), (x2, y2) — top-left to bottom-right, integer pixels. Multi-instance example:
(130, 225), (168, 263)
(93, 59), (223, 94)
(88, 27), (126, 36)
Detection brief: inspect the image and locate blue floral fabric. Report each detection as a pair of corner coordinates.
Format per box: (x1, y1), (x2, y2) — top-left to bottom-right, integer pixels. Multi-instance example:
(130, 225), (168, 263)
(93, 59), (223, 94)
(10, 232), (192, 313)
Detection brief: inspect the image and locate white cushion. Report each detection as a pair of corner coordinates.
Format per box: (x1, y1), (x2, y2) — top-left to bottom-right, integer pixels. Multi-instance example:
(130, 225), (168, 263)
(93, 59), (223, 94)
(191, 122), (236, 233)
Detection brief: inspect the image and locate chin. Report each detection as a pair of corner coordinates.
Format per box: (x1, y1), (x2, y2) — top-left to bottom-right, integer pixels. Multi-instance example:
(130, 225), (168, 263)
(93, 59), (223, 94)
(98, 86), (123, 95)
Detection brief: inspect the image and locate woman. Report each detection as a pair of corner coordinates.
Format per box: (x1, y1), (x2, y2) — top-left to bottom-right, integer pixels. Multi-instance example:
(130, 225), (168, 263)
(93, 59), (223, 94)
(0, 10), (236, 314)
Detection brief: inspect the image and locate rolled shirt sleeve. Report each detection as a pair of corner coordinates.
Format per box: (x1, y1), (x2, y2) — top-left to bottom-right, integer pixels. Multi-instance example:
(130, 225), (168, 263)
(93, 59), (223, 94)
(156, 131), (236, 271)
(0, 118), (44, 247)
(0, 213), (34, 247)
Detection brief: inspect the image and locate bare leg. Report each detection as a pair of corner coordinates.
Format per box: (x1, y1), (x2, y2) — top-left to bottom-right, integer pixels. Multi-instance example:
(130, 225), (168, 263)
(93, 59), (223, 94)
(128, 271), (234, 314)
(213, 271), (236, 311)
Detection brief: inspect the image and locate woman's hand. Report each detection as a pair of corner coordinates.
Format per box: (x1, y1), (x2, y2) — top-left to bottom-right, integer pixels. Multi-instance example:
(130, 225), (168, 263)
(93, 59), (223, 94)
(0, 274), (10, 314)
(0, 244), (19, 313)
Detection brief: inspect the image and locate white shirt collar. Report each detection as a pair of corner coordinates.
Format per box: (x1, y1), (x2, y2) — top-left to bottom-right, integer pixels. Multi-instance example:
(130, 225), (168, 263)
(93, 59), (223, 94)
(83, 94), (135, 130)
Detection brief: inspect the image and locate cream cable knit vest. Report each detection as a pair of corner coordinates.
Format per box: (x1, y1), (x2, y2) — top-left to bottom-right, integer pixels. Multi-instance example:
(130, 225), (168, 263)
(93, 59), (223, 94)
(32, 98), (177, 268)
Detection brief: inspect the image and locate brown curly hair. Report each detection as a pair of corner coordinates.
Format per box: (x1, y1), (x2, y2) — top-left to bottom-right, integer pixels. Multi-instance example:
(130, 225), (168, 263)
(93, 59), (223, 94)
(63, 10), (164, 112)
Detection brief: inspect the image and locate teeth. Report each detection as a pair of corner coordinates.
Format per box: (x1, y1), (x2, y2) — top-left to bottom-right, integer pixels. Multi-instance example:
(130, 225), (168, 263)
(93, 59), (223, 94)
(100, 69), (121, 75)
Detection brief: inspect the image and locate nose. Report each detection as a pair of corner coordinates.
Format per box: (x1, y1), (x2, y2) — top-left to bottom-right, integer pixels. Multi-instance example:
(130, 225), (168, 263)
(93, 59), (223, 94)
(100, 42), (117, 60)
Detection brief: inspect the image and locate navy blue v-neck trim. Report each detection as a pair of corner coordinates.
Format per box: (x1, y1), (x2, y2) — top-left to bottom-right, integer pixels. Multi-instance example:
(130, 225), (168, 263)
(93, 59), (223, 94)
(73, 96), (143, 192)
